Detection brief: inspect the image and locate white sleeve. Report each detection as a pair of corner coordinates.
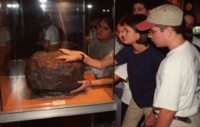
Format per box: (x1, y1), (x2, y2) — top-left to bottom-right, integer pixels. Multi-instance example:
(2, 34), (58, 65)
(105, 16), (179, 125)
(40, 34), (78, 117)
(114, 38), (124, 54)
(114, 63), (128, 80)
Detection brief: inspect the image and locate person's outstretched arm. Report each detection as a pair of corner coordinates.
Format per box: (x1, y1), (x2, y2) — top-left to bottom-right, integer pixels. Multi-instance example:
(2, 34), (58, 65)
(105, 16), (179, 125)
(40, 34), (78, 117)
(70, 74), (121, 94)
(57, 48), (116, 69)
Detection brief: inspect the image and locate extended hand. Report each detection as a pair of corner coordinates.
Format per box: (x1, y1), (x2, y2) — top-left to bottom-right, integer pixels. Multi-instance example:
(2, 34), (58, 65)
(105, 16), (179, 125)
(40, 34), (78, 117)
(57, 54), (81, 62)
(59, 48), (84, 55)
(70, 80), (92, 94)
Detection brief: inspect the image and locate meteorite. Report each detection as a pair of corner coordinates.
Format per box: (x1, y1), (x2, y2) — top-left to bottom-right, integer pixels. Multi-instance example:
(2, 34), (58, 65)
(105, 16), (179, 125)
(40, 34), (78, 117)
(25, 50), (84, 97)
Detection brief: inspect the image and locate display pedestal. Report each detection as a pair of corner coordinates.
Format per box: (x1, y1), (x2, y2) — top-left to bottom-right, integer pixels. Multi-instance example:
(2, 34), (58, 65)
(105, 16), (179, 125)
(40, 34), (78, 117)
(0, 60), (121, 126)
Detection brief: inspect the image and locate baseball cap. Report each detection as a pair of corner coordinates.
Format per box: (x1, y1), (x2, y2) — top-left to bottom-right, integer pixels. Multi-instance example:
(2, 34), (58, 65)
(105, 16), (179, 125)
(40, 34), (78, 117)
(136, 4), (183, 31)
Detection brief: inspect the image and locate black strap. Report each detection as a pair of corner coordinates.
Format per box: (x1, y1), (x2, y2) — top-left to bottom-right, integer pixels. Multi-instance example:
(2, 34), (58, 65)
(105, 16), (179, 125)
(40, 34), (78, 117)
(193, 44), (200, 53)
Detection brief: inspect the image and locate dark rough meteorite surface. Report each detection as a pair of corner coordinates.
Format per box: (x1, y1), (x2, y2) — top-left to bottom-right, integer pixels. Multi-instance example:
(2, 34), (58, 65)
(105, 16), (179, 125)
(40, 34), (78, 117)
(25, 50), (84, 95)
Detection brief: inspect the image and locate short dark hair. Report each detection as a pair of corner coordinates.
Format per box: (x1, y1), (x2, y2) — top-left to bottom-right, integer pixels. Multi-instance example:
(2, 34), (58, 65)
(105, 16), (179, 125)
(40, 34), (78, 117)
(183, 11), (196, 28)
(98, 15), (114, 32)
(118, 14), (149, 45)
(132, 0), (150, 10)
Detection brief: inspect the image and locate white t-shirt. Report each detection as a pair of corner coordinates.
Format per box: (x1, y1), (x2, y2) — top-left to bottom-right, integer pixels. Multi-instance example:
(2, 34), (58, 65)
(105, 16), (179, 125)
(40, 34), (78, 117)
(89, 38), (124, 78)
(115, 63), (132, 105)
(44, 25), (60, 45)
(154, 41), (200, 117)
(115, 38), (124, 55)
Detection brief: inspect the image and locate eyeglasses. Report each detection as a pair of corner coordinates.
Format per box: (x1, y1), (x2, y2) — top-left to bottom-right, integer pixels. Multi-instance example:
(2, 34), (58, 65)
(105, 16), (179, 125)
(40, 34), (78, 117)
(148, 29), (161, 36)
(149, 29), (161, 35)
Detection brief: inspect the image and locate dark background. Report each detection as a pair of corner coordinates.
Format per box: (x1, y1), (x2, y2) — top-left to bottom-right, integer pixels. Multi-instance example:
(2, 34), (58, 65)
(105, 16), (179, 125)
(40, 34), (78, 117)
(2, 0), (200, 59)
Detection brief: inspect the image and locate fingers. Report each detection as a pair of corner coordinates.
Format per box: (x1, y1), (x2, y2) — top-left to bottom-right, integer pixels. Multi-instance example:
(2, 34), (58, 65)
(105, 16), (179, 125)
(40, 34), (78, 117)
(70, 87), (84, 94)
(59, 48), (74, 54)
(59, 48), (84, 56)
(56, 55), (69, 61)
(70, 85), (87, 94)
(56, 55), (65, 59)
(78, 80), (92, 87)
(56, 54), (79, 62)
(77, 80), (87, 84)
(59, 48), (70, 54)
(70, 80), (91, 94)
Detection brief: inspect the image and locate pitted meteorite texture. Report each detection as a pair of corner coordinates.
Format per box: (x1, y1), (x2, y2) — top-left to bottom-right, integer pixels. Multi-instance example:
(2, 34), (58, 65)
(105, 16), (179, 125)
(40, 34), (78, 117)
(25, 50), (84, 95)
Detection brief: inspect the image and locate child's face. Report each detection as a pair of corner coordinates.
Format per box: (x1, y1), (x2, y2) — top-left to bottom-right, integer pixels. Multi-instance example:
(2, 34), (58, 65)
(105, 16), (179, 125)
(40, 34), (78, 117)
(122, 24), (139, 45)
(133, 3), (148, 16)
(96, 20), (113, 42)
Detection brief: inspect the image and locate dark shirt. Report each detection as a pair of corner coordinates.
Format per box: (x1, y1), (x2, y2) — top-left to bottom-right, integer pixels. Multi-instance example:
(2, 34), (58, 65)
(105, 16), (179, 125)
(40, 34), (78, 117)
(115, 45), (164, 107)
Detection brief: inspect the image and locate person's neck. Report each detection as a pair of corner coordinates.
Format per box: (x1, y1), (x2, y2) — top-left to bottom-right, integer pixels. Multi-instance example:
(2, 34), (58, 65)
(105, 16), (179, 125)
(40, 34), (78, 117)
(132, 43), (149, 54)
(168, 35), (185, 50)
(99, 37), (113, 43)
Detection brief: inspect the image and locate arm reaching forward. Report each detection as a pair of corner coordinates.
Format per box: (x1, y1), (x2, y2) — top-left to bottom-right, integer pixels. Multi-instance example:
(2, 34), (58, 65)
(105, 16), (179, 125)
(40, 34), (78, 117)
(57, 48), (116, 69)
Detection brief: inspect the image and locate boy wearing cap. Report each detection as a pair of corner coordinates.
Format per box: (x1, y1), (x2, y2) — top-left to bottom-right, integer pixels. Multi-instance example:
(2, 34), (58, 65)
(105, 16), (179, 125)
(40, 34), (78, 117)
(136, 4), (200, 127)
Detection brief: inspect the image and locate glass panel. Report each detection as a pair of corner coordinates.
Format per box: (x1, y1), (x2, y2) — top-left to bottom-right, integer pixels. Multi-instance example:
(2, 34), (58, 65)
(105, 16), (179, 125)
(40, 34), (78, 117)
(0, 0), (115, 112)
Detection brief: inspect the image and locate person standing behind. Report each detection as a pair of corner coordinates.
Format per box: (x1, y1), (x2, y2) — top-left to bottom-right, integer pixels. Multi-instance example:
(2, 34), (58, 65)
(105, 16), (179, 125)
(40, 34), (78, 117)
(0, 14), (11, 76)
(184, 11), (196, 30)
(87, 15), (123, 78)
(136, 4), (200, 127)
(183, 11), (200, 48)
(42, 16), (60, 51)
(132, 0), (149, 16)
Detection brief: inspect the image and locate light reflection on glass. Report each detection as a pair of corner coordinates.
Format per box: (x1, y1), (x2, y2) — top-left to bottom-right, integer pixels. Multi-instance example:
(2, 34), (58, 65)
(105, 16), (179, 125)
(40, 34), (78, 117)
(87, 4), (92, 9)
(39, 0), (47, 3)
(40, 3), (46, 11)
(7, 3), (19, 9)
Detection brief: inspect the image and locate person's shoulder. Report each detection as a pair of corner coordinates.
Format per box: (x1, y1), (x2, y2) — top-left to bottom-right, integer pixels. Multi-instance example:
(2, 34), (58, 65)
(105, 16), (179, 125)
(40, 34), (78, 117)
(115, 45), (132, 57)
(149, 45), (166, 55)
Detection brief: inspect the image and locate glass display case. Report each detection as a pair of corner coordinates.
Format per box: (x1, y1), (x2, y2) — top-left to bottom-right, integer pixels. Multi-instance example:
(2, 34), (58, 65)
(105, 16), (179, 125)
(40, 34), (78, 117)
(0, 0), (120, 126)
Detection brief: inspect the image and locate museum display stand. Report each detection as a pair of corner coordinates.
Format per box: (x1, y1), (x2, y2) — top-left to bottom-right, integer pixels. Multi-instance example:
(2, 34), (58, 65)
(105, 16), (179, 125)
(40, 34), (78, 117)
(0, 60), (121, 127)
